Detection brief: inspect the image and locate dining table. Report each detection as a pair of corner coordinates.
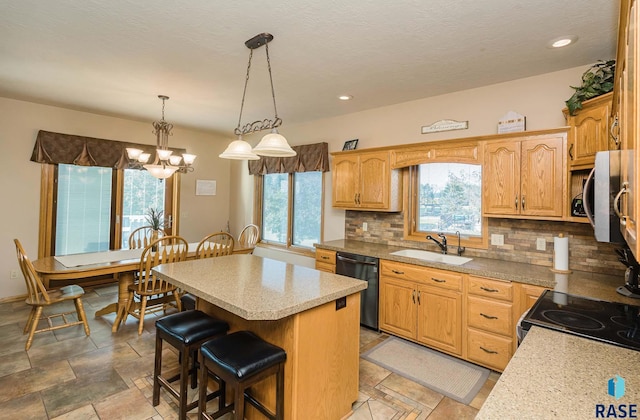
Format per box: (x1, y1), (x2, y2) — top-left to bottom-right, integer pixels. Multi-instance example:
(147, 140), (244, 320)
(32, 243), (202, 332)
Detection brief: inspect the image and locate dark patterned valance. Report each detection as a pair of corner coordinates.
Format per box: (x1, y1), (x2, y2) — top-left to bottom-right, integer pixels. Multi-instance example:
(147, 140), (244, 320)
(30, 130), (186, 169)
(248, 142), (330, 175)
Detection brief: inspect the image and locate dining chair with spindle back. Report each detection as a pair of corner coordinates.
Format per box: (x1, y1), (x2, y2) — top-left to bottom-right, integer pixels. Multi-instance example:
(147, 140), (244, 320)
(128, 226), (166, 249)
(125, 235), (188, 335)
(195, 232), (234, 259)
(14, 239), (90, 350)
(235, 224), (259, 254)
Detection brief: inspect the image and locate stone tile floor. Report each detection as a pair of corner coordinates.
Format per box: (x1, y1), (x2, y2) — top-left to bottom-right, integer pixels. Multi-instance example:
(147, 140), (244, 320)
(0, 284), (499, 419)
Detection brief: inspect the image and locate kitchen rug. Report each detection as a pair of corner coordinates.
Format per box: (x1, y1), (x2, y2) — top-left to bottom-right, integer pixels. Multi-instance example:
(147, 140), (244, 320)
(361, 336), (489, 404)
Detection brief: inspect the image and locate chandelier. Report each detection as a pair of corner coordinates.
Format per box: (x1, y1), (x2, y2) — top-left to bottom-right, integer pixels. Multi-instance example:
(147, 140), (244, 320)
(126, 95), (197, 179)
(219, 33), (296, 160)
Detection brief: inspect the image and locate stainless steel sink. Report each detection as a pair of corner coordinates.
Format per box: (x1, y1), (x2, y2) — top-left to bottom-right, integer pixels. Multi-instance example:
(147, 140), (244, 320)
(389, 249), (472, 266)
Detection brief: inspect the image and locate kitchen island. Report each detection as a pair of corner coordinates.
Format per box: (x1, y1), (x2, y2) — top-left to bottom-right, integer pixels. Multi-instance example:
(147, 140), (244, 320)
(153, 254), (368, 420)
(476, 326), (640, 419)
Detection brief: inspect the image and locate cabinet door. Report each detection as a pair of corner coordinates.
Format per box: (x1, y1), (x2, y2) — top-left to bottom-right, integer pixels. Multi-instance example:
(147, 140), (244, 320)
(332, 155), (359, 207)
(358, 153), (389, 209)
(520, 136), (564, 217)
(379, 277), (417, 339)
(416, 285), (462, 356)
(568, 94), (611, 169)
(519, 284), (547, 318)
(484, 141), (520, 215)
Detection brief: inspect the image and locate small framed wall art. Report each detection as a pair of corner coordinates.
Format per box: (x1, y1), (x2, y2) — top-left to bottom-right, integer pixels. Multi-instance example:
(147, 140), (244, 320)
(342, 139), (359, 150)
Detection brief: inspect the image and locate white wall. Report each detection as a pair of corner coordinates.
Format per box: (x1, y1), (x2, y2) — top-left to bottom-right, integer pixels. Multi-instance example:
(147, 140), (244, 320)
(229, 65), (589, 245)
(0, 97), (230, 299)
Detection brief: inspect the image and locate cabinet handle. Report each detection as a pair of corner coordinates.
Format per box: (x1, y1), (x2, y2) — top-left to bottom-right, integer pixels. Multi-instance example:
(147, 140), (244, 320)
(480, 346), (498, 354)
(417, 290), (421, 305)
(354, 193), (358, 205)
(480, 286), (499, 293)
(431, 277), (446, 283)
(614, 182), (629, 224)
(412, 290), (416, 304)
(321, 256), (330, 260)
(610, 116), (620, 147)
(480, 313), (498, 320)
(568, 143), (574, 160)
(521, 196), (525, 210)
(392, 269), (405, 275)
(515, 194), (518, 210)
(356, 193), (361, 205)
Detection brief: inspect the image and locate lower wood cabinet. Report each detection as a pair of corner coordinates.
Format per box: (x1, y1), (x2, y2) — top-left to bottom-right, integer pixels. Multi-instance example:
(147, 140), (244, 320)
(379, 259), (548, 372)
(380, 260), (462, 356)
(315, 249), (336, 273)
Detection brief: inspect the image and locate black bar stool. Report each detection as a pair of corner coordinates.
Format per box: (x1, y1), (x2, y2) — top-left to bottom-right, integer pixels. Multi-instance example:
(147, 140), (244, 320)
(153, 310), (230, 420)
(198, 330), (287, 420)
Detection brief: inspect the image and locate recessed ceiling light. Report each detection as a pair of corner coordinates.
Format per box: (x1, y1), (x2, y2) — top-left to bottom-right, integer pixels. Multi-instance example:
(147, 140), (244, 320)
(338, 95), (353, 101)
(548, 35), (578, 48)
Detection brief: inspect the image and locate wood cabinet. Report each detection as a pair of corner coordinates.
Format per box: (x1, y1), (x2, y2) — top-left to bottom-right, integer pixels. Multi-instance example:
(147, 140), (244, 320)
(379, 260), (462, 356)
(331, 151), (402, 211)
(466, 276), (514, 371)
(615, 0), (640, 259)
(564, 92), (614, 170)
(484, 132), (566, 218)
(315, 249), (336, 273)
(518, 283), (547, 318)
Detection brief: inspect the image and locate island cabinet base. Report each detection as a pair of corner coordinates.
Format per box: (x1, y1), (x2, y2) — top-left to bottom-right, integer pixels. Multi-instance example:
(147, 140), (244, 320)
(198, 292), (361, 420)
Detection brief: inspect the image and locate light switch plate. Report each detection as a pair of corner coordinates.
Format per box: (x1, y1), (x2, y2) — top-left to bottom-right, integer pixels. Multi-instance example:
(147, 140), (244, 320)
(536, 238), (546, 251)
(491, 234), (504, 246)
(362, 222), (368, 232)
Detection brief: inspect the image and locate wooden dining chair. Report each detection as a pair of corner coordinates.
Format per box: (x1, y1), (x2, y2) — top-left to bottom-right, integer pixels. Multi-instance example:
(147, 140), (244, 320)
(195, 232), (235, 259)
(125, 235), (187, 335)
(129, 226), (165, 249)
(235, 224), (259, 254)
(14, 239), (90, 350)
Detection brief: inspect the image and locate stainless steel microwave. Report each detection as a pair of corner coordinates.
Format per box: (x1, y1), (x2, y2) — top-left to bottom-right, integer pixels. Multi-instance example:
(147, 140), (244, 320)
(583, 150), (624, 243)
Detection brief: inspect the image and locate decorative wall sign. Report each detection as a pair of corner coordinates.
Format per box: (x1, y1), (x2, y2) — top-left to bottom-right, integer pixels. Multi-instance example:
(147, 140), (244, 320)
(196, 179), (216, 196)
(342, 139), (359, 150)
(498, 111), (526, 133)
(421, 119), (469, 134)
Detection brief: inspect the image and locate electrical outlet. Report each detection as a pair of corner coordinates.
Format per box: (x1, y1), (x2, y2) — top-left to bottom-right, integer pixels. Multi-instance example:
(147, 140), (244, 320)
(362, 222), (368, 232)
(10, 269), (19, 279)
(491, 234), (504, 246)
(536, 238), (546, 251)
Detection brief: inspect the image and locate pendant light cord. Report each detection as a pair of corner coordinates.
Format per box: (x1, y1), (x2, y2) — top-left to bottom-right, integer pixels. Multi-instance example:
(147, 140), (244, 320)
(265, 42), (279, 120)
(236, 49), (254, 132)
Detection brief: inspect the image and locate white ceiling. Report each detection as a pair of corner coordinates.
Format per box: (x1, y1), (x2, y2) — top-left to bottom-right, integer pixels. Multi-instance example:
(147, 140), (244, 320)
(0, 0), (619, 136)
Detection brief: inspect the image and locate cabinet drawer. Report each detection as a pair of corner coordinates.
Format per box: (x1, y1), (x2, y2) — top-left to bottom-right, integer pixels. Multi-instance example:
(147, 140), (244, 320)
(315, 261), (336, 273)
(467, 329), (513, 372)
(468, 276), (513, 301)
(315, 249), (336, 265)
(381, 260), (462, 291)
(467, 296), (513, 336)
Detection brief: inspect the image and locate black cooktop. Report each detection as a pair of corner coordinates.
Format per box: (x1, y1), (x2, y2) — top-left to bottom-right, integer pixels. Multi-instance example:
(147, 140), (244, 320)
(522, 290), (640, 351)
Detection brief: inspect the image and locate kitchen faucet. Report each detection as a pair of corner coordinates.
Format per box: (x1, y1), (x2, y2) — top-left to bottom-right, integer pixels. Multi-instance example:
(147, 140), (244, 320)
(426, 233), (447, 254)
(455, 231), (466, 256)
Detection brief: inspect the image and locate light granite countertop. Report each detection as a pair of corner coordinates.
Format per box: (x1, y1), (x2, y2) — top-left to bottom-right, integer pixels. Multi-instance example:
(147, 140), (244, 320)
(476, 326), (640, 419)
(153, 254), (367, 320)
(315, 239), (638, 305)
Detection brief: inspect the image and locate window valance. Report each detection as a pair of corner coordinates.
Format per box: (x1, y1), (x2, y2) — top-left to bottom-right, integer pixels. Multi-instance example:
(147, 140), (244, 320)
(30, 130), (186, 169)
(248, 142), (330, 175)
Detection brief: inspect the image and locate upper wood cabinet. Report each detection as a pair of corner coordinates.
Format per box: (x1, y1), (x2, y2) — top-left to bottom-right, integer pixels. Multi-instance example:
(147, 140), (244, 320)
(563, 92), (614, 171)
(483, 132), (566, 218)
(615, 0), (640, 259)
(331, 151), (402, 211)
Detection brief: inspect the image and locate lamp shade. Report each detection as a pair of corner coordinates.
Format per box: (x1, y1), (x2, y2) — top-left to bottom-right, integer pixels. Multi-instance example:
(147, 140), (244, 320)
(219, 138), (260, 160)
(253, 129), (296, 157)
(143, 164), (179, 179)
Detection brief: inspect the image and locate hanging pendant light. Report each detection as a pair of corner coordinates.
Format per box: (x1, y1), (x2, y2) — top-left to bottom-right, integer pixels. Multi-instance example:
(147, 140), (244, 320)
(126, 95), (197, 179)
(219, 33), (296, 160)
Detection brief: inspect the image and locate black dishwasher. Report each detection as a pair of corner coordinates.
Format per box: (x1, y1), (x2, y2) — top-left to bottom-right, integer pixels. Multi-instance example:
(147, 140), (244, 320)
(335, 251), (379, 330)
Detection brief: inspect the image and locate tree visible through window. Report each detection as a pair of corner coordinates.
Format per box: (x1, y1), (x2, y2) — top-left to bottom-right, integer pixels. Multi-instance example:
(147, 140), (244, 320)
(261, 171), (322, 249)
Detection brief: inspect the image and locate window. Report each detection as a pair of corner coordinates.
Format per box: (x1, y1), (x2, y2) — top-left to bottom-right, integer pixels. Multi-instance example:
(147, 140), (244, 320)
(260, 171), (323, 250)
(40, 164), (175, 257)
(408, 162), (487, 249)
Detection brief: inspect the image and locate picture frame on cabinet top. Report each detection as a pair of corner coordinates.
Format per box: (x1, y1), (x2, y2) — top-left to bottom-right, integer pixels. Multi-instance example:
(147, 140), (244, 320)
(342, 139), (358, 150)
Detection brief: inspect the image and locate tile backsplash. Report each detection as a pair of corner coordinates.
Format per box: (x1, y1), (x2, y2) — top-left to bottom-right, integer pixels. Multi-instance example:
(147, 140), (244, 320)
(345, 211), (626, 276)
